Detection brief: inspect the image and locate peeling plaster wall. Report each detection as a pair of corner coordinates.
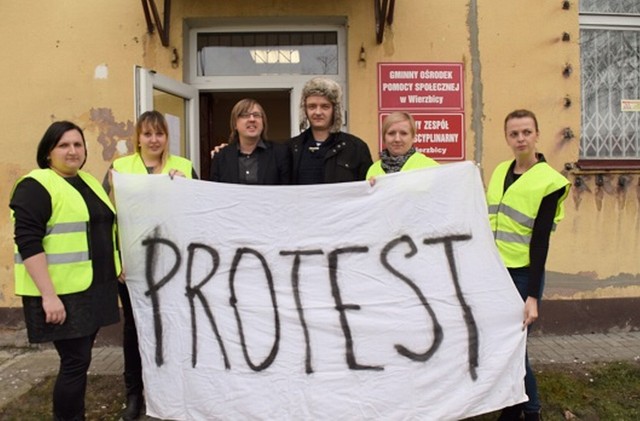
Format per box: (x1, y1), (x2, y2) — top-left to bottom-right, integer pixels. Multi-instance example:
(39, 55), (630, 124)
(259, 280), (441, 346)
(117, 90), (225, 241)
(0, 1), (638, 311)
(0, 1), (145, 307)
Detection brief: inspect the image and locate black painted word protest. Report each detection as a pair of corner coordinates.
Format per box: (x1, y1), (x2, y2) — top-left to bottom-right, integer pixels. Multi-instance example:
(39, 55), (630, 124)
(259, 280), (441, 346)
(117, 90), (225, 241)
(141, 229), (479, 380)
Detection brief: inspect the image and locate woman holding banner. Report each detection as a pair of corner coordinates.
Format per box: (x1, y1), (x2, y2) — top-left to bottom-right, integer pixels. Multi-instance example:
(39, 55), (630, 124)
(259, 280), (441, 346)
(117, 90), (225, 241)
(487, 109), (570, 421)
(105, 110), (197, 420)
(10, 121), (120, 421)
(366, 111), (438, 180)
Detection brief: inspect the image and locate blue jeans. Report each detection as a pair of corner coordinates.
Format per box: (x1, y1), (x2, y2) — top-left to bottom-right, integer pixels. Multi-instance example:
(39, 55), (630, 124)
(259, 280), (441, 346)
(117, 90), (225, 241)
(508, 267), (544, 414)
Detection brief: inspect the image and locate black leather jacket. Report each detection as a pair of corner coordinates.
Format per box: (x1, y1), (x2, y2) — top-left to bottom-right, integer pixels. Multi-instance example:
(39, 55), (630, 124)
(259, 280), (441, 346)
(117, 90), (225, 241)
(209, 140), (290, 185)
(289, 129), (372, 184)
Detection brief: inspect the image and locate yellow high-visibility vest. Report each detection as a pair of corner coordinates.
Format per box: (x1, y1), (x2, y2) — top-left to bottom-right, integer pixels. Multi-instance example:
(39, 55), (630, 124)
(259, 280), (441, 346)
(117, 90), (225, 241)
(366, 152), (439, 179)
(487, 160), (570, 268)
(113, 153), (193, 178)
(13, 169), (121, 296)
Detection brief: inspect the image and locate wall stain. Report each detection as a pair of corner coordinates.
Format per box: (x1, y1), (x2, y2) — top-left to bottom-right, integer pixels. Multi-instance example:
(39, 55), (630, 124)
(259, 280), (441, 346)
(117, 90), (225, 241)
(616, 175), (632, 210)
(570, 175), (591, 210)
(546, 271), (640, 300)
(79, 108), (134, 162)
(567, 173), (640, 213)
(467, 0), (484, 165)
(594, 174), (613, 211)
(636, 177), (640, 233)
(382, 27), (395, 56)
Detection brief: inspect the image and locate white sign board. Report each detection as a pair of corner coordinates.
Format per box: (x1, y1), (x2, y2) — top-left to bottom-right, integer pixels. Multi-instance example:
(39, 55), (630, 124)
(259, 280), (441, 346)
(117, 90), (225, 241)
(113, 161), (527, 420)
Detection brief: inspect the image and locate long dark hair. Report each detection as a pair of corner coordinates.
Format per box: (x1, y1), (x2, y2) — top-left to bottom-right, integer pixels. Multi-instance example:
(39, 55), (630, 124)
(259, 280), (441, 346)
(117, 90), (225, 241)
(36, 121), (87, 169)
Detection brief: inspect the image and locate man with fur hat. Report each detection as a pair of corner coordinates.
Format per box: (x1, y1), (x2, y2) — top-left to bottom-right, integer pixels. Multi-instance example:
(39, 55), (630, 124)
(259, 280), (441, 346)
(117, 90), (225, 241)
(290, 77), (372, 184)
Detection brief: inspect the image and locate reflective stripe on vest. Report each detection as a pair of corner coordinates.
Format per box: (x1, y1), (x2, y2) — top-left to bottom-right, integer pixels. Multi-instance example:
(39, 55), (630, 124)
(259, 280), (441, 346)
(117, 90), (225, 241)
(15, 251), (90, 264)
(488, 203), (557, 232)
(494, 230), (530, 245)
(15, 218), (89, 264)
(486, 160), (569, 268)
(12, 169), (120, 296)
(46, 221), (87, 235)
(15, 219), (89, 264)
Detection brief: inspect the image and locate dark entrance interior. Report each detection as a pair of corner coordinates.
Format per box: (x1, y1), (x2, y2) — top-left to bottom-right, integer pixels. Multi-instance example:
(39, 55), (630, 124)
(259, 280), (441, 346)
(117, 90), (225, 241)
(199, 90), (291, 179)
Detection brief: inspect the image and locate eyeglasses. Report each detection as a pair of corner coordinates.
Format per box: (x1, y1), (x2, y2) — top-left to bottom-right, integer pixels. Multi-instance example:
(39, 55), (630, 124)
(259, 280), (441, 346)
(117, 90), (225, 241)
(238, 112), (263, 119)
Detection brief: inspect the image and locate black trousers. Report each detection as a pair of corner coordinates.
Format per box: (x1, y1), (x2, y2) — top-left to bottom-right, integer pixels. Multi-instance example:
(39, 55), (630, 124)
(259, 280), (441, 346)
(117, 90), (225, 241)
(52, 331), (97, 421)
(118, 282), (143, 396)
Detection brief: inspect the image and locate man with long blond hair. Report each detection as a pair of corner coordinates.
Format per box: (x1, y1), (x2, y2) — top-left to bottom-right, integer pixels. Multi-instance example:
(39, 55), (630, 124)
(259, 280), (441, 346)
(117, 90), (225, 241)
(290, 77), (372, 184)
(209, 98), (289, 184)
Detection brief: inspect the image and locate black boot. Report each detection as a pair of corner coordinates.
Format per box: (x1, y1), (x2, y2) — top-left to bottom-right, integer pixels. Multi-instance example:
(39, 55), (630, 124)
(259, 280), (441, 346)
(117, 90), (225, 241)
(497, 404), (523, 421)
(122, 393), (144, 421)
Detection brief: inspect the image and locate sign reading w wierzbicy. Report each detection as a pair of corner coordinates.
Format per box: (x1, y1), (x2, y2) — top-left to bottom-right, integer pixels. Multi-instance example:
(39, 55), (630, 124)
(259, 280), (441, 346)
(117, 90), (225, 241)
(378, 62), (465, 160)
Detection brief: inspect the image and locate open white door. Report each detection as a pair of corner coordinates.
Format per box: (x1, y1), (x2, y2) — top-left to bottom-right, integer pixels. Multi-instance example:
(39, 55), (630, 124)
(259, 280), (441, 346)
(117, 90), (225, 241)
(134, 66), (200, 170)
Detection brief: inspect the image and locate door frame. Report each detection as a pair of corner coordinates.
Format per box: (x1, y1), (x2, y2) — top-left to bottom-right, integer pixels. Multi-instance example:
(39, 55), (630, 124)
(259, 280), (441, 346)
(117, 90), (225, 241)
(185, 20), (348, 137)
(134, 66), (201, 170)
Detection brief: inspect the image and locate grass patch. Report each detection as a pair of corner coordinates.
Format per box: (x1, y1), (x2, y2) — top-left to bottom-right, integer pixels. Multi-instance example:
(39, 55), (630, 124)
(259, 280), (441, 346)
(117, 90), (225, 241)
(1, 361), (638, 420)
(467, 360), (640, 420)
(537, 361), (640, 420)
(0, 374), (125, 421)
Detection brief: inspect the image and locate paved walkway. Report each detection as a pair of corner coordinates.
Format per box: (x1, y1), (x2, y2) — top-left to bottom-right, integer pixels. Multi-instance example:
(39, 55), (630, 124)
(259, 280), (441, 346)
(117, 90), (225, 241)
(1, 330), (639, 414)
(528, 332), (640, 364)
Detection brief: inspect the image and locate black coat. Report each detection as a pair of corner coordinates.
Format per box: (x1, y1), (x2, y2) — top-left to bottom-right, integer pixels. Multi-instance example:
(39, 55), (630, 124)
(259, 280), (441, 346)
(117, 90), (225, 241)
(209, 140), (290, 185)
(289, 129), (372, 184)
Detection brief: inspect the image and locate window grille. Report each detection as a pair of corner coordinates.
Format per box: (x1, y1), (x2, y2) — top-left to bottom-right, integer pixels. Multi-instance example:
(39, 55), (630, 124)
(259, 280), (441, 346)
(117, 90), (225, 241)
(580, 0), (640, 160)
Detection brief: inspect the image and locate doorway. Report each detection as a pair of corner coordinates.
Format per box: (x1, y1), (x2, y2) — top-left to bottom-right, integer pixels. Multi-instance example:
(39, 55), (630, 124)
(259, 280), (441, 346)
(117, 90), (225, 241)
(199, 90), (291, 179)
(186, 20), (348, 178)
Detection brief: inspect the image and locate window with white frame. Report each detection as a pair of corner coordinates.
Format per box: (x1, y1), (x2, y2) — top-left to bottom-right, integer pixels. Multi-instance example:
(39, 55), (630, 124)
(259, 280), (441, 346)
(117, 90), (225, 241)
(580, 0), (640, 161)
(197, 31), (339, 77)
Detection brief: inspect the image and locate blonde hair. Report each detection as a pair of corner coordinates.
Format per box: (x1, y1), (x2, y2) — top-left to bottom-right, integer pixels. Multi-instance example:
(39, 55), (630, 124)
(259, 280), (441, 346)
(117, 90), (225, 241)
(382, 112), (416, 139)
(298, 77), (344, 133)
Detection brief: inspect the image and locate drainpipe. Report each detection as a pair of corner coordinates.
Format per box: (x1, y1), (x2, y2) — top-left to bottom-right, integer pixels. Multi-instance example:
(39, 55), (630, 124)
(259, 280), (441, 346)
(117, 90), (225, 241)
(467, 0), (484, 168)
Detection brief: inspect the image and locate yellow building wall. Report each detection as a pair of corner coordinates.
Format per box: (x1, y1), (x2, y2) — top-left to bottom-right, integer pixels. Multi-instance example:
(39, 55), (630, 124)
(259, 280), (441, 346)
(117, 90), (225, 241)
(0, 0), (638, 309)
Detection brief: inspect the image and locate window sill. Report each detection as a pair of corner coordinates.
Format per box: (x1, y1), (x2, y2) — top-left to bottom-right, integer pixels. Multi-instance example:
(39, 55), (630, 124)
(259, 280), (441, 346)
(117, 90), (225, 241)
(573, 159), (640, 174)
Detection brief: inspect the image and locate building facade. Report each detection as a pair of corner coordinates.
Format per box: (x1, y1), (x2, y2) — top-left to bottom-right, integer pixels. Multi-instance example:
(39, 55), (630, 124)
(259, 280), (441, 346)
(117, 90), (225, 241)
(1, 0), (638, 333)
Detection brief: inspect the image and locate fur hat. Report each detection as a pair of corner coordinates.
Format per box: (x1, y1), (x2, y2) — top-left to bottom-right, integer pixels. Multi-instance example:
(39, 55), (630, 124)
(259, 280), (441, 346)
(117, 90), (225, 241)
(298, 77), (344, 133)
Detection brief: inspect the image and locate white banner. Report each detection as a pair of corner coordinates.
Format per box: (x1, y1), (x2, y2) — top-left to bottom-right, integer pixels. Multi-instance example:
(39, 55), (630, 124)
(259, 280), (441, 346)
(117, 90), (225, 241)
(113, 161), (527, 420)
